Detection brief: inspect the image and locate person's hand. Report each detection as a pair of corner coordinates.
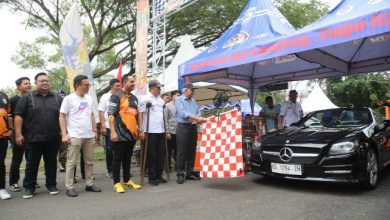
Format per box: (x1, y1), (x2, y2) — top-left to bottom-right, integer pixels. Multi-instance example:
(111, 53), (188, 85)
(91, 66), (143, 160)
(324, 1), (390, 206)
(15, 133), (24, 146)
(101, 126), (107, 136)
(166, 133), (171, 140)
(62, 134), (71, 145)
(111, 131), (119, 142)
(375, 100), (384, 106)
(138, 131), (145, 140)
(196, 117), (207, 124)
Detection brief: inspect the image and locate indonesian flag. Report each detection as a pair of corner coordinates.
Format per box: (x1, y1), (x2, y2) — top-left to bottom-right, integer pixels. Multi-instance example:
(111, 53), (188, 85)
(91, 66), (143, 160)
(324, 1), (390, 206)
(200, 110), (244, 178)
(117, 62), (123, 88)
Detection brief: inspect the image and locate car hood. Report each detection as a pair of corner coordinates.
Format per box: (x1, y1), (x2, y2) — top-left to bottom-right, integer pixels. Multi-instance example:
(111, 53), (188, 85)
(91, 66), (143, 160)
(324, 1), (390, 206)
(262, 126), (368, 146)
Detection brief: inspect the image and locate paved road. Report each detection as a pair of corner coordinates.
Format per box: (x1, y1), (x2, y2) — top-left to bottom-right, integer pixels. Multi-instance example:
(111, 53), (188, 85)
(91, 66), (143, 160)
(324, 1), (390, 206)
(1, 160), (390, 220)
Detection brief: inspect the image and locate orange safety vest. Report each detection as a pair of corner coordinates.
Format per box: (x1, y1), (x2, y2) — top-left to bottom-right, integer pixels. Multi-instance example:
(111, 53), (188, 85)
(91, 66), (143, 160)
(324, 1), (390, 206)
(386, 100), (390, 120)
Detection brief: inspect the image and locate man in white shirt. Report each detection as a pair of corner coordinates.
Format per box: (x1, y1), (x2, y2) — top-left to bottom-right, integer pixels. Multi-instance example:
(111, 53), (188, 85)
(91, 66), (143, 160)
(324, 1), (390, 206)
(98, 79), (121, 179)
(59, 75), (102, 197)
(138, 80), (167, 186)
(278, 90), (303, 129)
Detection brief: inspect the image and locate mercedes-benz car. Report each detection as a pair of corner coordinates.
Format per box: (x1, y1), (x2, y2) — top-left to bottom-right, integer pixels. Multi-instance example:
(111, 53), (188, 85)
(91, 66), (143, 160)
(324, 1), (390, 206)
(250, 107), (390, 189)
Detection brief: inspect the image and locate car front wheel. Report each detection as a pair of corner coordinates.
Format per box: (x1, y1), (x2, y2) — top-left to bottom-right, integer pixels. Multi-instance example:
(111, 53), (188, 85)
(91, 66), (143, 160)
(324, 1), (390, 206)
(360, 148), (379, 190)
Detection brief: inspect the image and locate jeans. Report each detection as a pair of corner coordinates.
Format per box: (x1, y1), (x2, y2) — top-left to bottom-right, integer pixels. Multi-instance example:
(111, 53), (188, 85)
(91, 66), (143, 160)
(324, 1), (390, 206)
(176, 124), (197, 175)
(0, 138), (8, 189)
(104, 129), (113, 174)
(9, 143), (27, 185)
(23, 141), (59, 190)
(112, 140), (135, 184)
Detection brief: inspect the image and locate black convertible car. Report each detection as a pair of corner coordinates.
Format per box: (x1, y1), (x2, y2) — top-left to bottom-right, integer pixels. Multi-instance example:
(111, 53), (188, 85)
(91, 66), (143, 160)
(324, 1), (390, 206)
(250, 107), (390, 189)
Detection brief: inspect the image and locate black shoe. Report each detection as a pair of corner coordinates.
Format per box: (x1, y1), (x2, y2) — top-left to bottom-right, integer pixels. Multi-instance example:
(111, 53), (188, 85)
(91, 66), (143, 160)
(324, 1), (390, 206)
(66, 188), (78, 197)
(149, 180), (159, 186)
(47, 186), (60, 195)
(177, 175), (185, 184)
(186, 174), (201, 181)
(22, 188), (34, 199)
(85, 185), (102, 192)
(158, 177), (167, 184)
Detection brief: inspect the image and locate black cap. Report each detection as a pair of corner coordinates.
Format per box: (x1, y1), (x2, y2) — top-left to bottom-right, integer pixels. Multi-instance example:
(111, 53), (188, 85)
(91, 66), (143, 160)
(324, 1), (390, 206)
(148, 80), (164, 88)
(183, 83), (195, 89)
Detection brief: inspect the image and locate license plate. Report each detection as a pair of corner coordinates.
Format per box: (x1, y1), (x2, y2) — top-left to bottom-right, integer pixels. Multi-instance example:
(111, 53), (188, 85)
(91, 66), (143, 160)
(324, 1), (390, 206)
(271, 163), (302, 176)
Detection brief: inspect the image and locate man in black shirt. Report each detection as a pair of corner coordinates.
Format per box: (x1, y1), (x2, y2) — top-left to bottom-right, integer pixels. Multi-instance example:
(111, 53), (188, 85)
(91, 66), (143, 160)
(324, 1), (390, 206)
(14, 72), (62, 199)
(8, 77), (31, 192)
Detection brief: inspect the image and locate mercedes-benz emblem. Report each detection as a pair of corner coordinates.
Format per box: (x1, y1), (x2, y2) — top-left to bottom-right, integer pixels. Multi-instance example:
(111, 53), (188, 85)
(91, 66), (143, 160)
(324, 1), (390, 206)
(279, 147), (293, 162)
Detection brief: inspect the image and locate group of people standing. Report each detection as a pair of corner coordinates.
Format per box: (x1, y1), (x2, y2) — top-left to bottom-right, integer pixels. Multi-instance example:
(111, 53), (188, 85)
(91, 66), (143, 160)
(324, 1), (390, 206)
(0, 72), (206, 200)
(243, 90), (304, 139)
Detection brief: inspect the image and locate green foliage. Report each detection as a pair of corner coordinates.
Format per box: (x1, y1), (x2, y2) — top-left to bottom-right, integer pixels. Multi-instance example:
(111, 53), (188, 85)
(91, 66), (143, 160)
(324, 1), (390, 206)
(326, 73), (390, 108)
(275, 0), (329, 29)
(1, 86), (18, 97)
(256, 91), (285, 107)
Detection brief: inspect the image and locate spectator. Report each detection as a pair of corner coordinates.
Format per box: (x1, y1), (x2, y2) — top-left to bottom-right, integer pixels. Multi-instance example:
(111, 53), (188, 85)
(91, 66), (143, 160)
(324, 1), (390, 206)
(278, 90), (303, 129)
(59, 75), (101, 197)
(164, 90), (181, 171)
(175, 83), (207, 184)
(259, 96), (280, 133)
(98, 79), (121, 179)
(0, 91), (11, 200)
(138, 80), (167, 186)
(161, 93), (170, 104)
(14, 72), (62, 199)
(8, 77), (32, 192)
(108, 74), (141, 193)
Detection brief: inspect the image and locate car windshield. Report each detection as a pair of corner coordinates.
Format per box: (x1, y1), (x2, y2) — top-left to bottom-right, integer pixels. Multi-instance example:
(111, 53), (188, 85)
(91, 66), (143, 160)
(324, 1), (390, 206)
(294, 108), (373, 128)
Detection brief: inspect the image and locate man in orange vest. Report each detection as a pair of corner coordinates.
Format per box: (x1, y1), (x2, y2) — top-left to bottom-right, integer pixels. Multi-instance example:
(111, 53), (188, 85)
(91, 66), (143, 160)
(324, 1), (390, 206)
(376, 100), (390, 119)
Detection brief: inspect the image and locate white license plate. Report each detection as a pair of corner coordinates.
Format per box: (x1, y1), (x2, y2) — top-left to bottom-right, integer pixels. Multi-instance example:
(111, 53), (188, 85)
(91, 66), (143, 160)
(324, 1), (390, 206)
(271, 163), (302, 176)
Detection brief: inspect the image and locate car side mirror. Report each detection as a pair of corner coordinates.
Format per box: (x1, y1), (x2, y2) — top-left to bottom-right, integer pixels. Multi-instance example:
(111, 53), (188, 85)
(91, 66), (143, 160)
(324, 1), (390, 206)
(384, 120), (390, 129)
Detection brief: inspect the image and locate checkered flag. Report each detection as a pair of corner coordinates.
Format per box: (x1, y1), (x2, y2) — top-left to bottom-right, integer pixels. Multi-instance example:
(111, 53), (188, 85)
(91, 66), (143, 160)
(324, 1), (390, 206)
(153, 0), (166, 18)
(200, 110), (244, 178)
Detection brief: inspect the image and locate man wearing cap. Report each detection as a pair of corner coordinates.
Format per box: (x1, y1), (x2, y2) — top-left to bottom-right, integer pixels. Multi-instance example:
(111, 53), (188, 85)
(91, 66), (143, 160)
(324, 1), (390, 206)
(138, 80), (167, 186)
(175, 83), (207, 184)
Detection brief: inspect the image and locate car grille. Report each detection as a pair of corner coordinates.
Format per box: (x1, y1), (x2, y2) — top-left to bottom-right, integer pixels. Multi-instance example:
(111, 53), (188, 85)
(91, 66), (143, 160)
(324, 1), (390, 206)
(261, 144), (324, 164)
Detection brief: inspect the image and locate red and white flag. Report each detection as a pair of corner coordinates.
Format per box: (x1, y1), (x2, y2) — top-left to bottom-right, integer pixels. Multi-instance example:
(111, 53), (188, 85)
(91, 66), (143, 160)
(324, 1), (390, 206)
(200, 110), (244, 178)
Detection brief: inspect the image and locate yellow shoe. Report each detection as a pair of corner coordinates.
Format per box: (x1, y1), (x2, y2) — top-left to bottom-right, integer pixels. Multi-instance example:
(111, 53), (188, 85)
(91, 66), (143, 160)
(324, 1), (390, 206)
(124, 180), (142, 189)
(114, 183), (125, 193)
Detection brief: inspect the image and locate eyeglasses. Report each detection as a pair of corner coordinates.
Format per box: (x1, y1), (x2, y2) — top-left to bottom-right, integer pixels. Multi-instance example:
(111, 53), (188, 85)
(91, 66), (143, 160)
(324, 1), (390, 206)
(37, 80), (49, 83)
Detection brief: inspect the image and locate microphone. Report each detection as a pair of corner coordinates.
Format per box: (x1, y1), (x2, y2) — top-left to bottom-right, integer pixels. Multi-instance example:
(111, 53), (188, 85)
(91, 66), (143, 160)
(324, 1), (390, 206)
(146, 102), (152, 108)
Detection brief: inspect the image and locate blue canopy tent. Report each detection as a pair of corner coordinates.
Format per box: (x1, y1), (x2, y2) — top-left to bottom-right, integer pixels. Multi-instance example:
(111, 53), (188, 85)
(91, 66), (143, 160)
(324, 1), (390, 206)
(179, 0), (390, 112)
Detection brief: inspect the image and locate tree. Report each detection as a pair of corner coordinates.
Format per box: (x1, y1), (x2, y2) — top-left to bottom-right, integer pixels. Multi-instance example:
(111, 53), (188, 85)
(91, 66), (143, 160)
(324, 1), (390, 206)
(325, 73), (390, 108)
(4, 0), (247, 95)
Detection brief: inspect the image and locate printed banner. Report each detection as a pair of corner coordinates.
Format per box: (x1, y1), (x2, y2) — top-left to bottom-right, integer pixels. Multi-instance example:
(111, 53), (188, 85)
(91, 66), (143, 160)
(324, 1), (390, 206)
(135, 0), (149, 96)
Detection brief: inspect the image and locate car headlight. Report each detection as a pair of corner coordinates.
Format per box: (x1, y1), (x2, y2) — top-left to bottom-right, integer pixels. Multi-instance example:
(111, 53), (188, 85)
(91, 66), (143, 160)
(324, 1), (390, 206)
(328, 141), (357, 156)
(252, 141), (261, 151)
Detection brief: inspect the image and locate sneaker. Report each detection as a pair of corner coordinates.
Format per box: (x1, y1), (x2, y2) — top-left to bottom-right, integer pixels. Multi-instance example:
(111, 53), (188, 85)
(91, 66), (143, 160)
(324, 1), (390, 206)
(106, 172), (113, 179)
(66, 188), (78, 197)
(47, 186), (60, 195)
(158, 177), (167, 184)
(149, 180), (159, 186)
(85, 185), (102, 192)
(22, 189), (34, 199)
(177, 175), (185, 184)
(0, 189), (11, 200)
(59, 164), (66, 173)
(123, 180), (142, 189)
(114, 183), (125, 193)
(9, 183), (21, 192)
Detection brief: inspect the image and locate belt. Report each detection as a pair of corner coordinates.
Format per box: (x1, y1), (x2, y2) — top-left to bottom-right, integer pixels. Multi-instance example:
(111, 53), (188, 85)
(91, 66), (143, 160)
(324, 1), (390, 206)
(178, 123), (196, 126)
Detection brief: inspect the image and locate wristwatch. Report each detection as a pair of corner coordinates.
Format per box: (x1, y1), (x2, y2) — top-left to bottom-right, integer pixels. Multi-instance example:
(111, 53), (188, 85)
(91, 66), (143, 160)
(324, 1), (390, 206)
(138, 127), (144, 132)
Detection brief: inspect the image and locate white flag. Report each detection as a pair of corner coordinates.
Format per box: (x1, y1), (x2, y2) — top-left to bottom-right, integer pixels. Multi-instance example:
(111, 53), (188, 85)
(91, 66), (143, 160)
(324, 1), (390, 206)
(59, 2), (100, 123)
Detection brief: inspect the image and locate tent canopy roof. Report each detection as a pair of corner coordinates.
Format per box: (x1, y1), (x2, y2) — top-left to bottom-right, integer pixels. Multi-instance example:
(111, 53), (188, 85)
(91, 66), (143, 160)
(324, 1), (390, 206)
(180, 0), (390, 89)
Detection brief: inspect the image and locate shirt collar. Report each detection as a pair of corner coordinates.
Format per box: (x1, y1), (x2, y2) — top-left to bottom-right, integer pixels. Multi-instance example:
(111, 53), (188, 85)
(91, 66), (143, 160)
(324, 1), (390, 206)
(33, 91), (53, 96)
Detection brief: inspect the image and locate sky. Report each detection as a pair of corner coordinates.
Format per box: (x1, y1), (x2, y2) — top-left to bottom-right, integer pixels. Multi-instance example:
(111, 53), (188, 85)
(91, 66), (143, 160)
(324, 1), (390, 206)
(0, 0), (341, 89)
